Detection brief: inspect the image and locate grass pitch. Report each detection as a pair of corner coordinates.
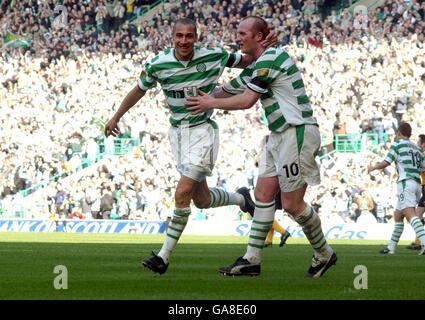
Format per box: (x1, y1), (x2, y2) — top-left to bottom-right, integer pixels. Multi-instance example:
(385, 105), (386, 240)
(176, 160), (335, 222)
(0, 233), (424, 300)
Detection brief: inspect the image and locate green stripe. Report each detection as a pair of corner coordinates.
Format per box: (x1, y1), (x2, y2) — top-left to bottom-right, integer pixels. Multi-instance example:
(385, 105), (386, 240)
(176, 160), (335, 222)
(297, 95), (310, 104)
(174, 209), (190, 216)
(286, 64), (298, 76)
(405, 168), (420, 173)
(216, 190), (222, 206)
(261, 91), (273, 100)
(170, 220), (186, 226)
(200, 83), (217, 94)
(311, 235), (325, 246)
(296, 125), (305, 153)
(399, 152), (408, 157)
(140, 77), (154, 88)
(315, 238), (327, 250)
(275, 51), (290, 68)
(187, 53), (224, 68)
(249, 235), (267, 240)
(168, 225), (183, 232)
(161, 68), (220, 85)
(169, 113), (208, 126)
(303, 209), (314, 224)
(169, 105), (187, 113)
(302, 110), (313, 118)
(402, 180), (406, 191)
(166, 233), (180, 240)
(255, 202), (275, 209)
(210, 189), (217, 206)
(220, 190), (227, 206)
(207, 119), (218, 129)
(386, 153), (395, 161)
(264, 102), (280, 116)
(268, 116), (286, 131)
(150, 61), (186, 73)
(240, 68), (254, 77)
(263, 49), (276, 55)
(396, 143), (412, 150)
(251, 227), (270, 232)
(309, 224), (322, 239)
(292, 79), (304, 90)
(253, 219), (273, 225)
(229, 78), (240, 89)
(248, 243), (264, 249)
(255, 61), (280, 72)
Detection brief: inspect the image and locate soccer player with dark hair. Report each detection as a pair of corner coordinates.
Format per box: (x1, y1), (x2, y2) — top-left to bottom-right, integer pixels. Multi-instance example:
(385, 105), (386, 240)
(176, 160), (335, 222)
(104, 18), (277, 275)
(368, 123), (425, 255)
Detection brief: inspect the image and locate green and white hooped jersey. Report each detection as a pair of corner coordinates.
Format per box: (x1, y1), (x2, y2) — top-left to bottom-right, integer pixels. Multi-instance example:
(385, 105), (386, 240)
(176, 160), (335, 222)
(384, 139), (425, 183)
(223, 47), (316, 132)
(138, 46), (242, 127)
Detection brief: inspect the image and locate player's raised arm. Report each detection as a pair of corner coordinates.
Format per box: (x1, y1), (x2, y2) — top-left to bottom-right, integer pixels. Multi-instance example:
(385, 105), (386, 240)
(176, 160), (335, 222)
(367, 160), (391, 174)
(104, 85), (146, 137)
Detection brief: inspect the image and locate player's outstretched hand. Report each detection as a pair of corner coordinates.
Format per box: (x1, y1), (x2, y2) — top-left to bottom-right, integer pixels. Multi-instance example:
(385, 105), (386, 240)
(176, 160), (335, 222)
(186, 91), (214, 115)
(367, 165), (373, 174)
(261, 28), (278, 49)
(104, 118), (121, 137)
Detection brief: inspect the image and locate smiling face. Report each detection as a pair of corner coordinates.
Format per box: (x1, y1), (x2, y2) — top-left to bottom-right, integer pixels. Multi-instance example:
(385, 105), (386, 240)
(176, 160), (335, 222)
(172, 22), (197, 61)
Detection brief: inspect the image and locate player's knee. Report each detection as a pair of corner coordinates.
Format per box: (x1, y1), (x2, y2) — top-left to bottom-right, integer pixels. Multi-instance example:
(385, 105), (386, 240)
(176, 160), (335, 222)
(193, 197), (210, 209)
(281, 199), (304, 215)
(254, 189), (275, 203)
(174, 187), (193, 207)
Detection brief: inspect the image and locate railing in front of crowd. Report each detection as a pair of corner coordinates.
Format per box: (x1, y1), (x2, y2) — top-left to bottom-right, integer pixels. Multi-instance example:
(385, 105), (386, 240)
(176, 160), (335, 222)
(17, 138), (141, 197)
(334, 133), (389, 153)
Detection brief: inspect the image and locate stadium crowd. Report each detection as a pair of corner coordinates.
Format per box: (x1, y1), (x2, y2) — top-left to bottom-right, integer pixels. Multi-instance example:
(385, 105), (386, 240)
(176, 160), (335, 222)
(0, 0), (424, 224)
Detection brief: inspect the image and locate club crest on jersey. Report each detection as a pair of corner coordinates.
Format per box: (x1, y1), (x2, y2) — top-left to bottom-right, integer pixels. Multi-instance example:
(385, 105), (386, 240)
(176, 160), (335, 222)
(139, 71), (146, 78)
(196, 63), (206, 73)
(257, 69), (269, 77)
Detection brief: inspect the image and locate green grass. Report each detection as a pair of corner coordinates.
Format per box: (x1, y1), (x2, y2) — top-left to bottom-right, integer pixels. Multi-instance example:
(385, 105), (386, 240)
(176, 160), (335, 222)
(0, 233), (424, 300)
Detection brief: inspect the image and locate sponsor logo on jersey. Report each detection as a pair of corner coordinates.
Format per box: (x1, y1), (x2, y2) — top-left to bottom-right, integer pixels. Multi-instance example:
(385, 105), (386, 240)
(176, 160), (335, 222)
(257, 69), (269, 77)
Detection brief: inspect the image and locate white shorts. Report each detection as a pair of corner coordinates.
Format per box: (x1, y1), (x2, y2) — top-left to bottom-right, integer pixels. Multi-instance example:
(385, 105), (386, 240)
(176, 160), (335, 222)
(258, 124), (321, 192)
(396, 179), (422, 211)
(169, 120), (219, 182)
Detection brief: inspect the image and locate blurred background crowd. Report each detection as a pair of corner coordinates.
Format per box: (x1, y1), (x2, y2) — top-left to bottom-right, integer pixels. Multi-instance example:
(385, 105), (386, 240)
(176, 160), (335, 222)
(0, 0), (424, 224)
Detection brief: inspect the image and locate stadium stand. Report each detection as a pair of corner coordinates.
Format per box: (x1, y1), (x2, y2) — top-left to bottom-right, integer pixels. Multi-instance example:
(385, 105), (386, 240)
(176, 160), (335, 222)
(0, 0), (424, 224)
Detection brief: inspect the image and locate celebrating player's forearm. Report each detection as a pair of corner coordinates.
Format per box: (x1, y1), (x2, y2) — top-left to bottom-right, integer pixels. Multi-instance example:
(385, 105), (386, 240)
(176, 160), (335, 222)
(211, 87), (234, 98)
(186, 89), (260, 114)
(368, 161), (390, 173)
(115, 85), (146, 120)
(105, 85), (145, 137)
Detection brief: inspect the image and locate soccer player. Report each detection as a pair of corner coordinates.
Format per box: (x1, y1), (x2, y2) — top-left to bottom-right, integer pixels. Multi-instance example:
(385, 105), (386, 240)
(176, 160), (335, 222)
(405, 134), (425, 251)
(104, 18), (276, 275)
(186, 16), (337, 277)
(368, 124), (425, 255)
